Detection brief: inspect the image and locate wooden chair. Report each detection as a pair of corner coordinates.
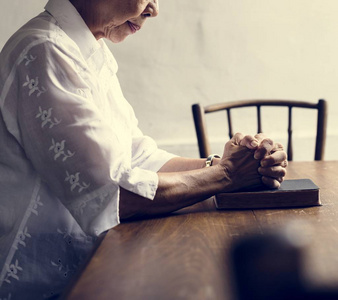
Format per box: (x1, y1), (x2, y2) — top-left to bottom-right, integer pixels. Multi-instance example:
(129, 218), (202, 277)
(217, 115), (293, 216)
(192, 99), (327, 161)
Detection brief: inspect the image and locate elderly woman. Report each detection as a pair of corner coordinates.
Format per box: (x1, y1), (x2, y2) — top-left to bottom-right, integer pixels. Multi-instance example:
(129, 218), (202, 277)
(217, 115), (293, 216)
(0, 0), (287, 298)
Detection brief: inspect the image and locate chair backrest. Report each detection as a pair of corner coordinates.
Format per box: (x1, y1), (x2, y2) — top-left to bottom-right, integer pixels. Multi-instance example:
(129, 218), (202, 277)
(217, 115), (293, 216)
(192, 99), (327, 161)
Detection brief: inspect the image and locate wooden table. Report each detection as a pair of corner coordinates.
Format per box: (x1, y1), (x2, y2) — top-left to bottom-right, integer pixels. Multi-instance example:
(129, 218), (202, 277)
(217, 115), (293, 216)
(64, 161), (338, 300)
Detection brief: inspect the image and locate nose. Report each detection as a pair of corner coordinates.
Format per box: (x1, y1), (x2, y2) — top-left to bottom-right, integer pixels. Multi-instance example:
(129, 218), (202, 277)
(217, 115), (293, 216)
(142, 1), (159, 18)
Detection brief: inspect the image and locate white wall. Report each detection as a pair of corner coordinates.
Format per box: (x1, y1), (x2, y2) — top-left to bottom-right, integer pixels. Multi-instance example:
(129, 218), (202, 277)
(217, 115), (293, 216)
(1, 0), (337, 160)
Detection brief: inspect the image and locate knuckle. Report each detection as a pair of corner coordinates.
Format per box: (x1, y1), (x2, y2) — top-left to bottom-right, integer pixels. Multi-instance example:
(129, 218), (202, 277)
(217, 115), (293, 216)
(279, 167), (287, 177)
(232, 132), (243, 144)
(282, 160), (288, 167)
(282, 151), (288, 160)
(272, 143), (284, 152)
(262, 138), (274, 146)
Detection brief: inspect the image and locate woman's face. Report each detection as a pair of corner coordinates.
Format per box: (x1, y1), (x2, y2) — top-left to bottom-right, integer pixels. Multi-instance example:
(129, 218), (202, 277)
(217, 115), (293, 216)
(80, 0), (159, 43)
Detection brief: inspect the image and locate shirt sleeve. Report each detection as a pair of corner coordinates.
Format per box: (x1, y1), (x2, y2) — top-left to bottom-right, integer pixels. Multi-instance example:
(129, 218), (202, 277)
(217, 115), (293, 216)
(131, 127), (178, 172)
(2, 40), (160, 235)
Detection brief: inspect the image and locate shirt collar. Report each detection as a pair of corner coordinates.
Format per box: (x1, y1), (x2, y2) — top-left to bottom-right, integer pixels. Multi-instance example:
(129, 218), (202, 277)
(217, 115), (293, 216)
(45, 0), (101, 60)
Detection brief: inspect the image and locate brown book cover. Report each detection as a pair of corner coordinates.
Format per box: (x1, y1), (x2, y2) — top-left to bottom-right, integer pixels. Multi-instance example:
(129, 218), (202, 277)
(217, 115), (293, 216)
(214, 179), (320, 209)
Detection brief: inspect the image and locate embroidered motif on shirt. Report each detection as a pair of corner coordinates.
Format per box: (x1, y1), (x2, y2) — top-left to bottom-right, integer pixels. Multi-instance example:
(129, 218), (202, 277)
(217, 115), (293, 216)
(74, 202), (86, 216)
(30, 196), (43, 216)
(0, 185), (41, 288)
(57, 228), (75, 246)
(76, 88), (91, 99)
(50, 26), (64, 44)
(90, 192), (109, 213)
(102, 48), (117, 77)
(3, 260), (23, 284)
(49, 139), (75, 162)
(72, 192), (109, 216)
(22, 75), (47, 97)
(57, 228), (93, 245)
(65, 172), (90, 193)
(23, 54), (37, 66)
(19, 48), (36, 67)
(51, 258), (74, 279)
(77, 89), (86, 98)
(19, 48), (29, 64)
(36, 107), (61, 128)
(13, 227), (31, 250)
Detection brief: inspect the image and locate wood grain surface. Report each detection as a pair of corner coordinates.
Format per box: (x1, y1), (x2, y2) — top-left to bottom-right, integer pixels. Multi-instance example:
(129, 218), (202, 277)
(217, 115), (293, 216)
(64, 161), (338, 300)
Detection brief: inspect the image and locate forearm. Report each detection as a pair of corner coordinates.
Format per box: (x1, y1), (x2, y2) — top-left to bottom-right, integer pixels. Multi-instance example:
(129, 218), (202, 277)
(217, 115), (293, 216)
(158, 156), (221, 172)
(120, 135), (287, 220)
(119, 164), (227, 220)
(158, 157), (206, 172)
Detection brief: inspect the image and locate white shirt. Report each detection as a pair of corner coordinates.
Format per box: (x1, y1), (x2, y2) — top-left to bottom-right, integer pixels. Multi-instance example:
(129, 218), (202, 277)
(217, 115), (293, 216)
(0, 0), (176, 298)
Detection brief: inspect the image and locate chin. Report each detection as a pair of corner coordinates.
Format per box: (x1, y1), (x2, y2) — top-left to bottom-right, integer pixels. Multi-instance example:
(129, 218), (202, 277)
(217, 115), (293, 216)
(108, 34), (129, 43)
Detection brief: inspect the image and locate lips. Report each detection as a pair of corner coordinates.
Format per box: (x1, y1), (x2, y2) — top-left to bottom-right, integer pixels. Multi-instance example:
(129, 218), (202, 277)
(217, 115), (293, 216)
(127, 21), (140, 34)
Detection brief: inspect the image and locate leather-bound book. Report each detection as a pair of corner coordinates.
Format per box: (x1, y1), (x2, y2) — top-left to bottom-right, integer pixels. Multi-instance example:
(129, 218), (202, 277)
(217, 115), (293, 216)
(214, 179), (320, 209)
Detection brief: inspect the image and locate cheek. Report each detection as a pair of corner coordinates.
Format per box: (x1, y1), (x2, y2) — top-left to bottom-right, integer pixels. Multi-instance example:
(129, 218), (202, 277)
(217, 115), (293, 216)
(107, 3), (142, 25)
(123, 1), (144, 16)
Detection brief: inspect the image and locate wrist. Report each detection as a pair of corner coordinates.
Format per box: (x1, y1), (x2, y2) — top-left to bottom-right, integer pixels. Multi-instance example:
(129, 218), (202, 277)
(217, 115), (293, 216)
(205, 154), (221, 167)
(213, 163), (232, 194)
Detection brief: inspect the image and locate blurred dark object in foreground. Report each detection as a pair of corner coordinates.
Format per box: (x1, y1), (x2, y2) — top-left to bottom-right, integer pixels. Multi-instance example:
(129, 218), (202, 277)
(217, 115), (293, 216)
(231, 226), (338, 300)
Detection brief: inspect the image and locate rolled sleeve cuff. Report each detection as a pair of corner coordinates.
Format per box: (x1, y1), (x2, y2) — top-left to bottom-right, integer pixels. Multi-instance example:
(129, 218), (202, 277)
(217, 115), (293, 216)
(137, 149), (178, 173)
(118, 167), (159, 200)
(67, 183), (120, 236)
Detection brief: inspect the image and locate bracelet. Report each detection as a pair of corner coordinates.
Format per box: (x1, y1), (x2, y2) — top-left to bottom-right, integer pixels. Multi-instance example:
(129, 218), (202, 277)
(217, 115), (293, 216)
(205, 154), (221, 167)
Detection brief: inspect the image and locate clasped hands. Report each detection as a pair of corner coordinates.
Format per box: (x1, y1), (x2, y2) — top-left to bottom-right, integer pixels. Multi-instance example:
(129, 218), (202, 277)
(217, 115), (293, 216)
(220, 133), (288, 192)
